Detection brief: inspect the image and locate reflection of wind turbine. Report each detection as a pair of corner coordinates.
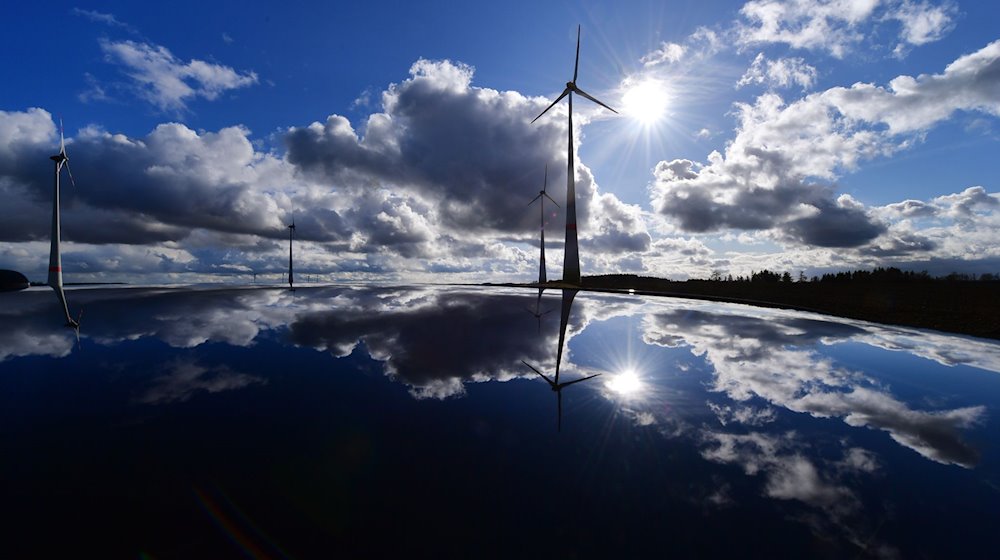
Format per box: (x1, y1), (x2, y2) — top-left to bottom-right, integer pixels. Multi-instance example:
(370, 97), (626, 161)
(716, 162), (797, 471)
(528, 164), (559, 284)
(522, 289), (599, 431)
(48, 119), (80, 330)
(287, 217), (295, 291)
(531, 25), (617, 285)
(524, 288), (554, 334)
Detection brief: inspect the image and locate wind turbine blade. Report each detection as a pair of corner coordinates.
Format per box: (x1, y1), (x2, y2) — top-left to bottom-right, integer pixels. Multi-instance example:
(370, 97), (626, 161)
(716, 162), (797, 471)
(530, 88), (570, 123)
(64, 160), (76, 188)
(543, 192), (560, 207)
(59, 117), (66, 154)
(541, 307), (555, 316)
(543, 163), (548, 192)
(560, 373), (601, 388)
(572, 86), (618, 114)
(528, 193), (543, 206)
(521, 360), (555, 386)
(573, 25), (581, 83)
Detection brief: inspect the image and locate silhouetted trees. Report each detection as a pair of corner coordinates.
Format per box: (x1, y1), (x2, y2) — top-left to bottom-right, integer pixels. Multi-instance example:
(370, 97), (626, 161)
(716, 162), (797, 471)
(704, 267), (999, 284)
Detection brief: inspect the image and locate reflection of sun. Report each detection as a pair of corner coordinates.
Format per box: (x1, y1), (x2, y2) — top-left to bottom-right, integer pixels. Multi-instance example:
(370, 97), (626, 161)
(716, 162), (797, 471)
(621, 79), (670, 126)
(606, 368), (643, 396)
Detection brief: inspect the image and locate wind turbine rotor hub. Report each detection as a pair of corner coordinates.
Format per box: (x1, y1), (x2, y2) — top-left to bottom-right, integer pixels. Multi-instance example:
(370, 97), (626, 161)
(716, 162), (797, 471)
(566, 81), (575, 90)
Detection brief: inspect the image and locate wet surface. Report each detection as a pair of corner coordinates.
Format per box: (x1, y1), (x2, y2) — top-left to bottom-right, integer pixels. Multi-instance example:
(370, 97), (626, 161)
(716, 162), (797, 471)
(2, 284), (999, 558)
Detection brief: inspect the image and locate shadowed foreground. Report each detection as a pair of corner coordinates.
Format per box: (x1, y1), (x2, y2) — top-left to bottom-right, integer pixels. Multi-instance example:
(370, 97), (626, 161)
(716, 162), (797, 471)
(500, 274), (1000, 340)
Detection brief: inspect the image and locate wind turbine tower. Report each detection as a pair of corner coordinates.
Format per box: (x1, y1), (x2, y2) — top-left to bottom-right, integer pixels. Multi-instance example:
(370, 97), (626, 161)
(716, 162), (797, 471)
(48, 121), (79, 328)
(287, 218), (296, 291)
(528, 164), (559, 284)
(531, 25), (618, 285)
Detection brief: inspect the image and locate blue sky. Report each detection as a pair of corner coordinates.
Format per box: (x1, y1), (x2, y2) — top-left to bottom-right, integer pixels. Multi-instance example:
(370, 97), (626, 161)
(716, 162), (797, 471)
(1, 0), (998, 282)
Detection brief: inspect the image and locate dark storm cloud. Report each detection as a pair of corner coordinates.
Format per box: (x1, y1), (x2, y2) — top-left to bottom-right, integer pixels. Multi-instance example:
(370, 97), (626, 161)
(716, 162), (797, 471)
(784, 198), (886, 247)
(285, 59), (636, 247)
(653, 157), (885, 247)
(0, 109), (301, 245)
(0, 182), (187, 244)
(65, 124), (285, 237)
(861, 233), (938, 257)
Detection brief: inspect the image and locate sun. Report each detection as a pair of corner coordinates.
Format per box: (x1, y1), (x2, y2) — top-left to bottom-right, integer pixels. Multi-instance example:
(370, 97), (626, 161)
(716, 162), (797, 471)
(606, 368), (643, 396)
(621, 79), (670, 126)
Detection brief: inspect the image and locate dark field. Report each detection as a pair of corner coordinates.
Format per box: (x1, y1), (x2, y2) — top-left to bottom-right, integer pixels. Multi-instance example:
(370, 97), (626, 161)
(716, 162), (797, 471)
(517, 274), (1000, 340)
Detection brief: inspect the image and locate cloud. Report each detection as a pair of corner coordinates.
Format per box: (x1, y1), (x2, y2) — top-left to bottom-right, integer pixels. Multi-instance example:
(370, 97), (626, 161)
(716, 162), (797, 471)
(0, 113), (292, 244)
(736, 0), (882, 58)
(735, 0), (955, 58)
(650, 154), (886, 247)
(650, 39), (1000, 249)
(868, 186), (1000, 260)
(890, 0), (957, 55)
(285, 58), (647, 252)
(98, 39), (258, 112)
(71, 8), (135, 32)
(737, 53), (818, 90)
(824, 40), (1000, 133)
(640, 42), (686, 66)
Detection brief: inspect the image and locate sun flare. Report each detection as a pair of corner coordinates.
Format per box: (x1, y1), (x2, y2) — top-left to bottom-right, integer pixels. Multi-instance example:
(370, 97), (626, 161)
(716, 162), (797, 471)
(621, 80), (670, 126)
(606, 369), (643, 396)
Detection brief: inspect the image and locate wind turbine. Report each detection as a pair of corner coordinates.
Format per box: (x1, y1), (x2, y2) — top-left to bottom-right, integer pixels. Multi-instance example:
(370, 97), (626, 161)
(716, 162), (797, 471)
(531, 25), (618, 285)
(287, 216), (296, 291)
(527, 164), (559, 285)
(521, 289), (600, 431)
(48, 119), (80, 330)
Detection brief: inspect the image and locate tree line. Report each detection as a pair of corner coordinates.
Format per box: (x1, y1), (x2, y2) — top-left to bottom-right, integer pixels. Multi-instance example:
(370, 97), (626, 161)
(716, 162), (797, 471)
(707, 267), (1000, 284)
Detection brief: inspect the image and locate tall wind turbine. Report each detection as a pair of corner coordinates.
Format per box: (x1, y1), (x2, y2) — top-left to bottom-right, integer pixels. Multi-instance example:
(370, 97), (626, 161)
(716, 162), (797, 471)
(531, 25), (617, 285)
(48, 120), (79, 329)
(528, 164), (559, 285)
(287, 217), (296, 291)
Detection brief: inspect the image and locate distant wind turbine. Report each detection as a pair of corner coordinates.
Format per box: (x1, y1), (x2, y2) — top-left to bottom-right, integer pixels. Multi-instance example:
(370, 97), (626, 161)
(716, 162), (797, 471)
(531, 25), (617, 285)
(528, 164), (559, 285)
(287, 216), (296, 291)
(48, 119), (80, 330)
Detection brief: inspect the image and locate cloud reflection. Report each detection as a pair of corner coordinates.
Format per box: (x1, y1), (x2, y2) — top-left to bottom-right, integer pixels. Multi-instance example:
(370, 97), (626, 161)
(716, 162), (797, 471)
(642, 308), (987, 467)
(287, 289), (566, 398)
(138, 358), (264, 404)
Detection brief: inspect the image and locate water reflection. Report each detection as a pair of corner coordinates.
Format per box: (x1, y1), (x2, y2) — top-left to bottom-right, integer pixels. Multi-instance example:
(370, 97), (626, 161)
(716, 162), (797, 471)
(1, 285), (999, 556)
(524, 288), (554, 334)
(522, 289), (601, 431)
(641, 308), (987, 467)
(288, 287), (561, 398)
